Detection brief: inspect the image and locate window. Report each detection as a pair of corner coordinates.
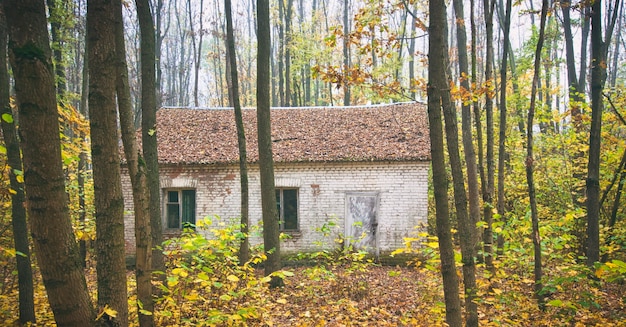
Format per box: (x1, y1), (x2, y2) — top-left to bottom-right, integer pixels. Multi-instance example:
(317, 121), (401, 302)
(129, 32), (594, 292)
(165, 189), (196, 229)
(276, 188), (298, 231)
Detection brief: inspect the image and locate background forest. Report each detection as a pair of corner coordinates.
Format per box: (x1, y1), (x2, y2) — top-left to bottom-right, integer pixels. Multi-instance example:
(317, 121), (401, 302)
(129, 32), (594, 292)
(0, 0), (625, 326)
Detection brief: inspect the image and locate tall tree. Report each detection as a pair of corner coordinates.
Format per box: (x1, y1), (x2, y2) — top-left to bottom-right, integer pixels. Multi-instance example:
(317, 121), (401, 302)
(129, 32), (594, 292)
(46, 0), (68, 100)
(257, 0), (282, 287)
(0, 6), (36, 324)
(136, 0), (165, 275)
(586, 0), (620, 266)
(78, 11), (89, 267)
(525, 0), (549, 308)
(482, 0), (496, 273)
(115, 0), (154, 325)
(451, 0), (479, 323)
(560, 1), (584, 128)
(428, 0), (463, 324)
(342, 0), (350, 106)
(87, 0), (128, 324)
(496, 0), (513, 254)
(3, 0), (95, 325)
(189, 0), (204, 107)
(225, 0), (251, 264)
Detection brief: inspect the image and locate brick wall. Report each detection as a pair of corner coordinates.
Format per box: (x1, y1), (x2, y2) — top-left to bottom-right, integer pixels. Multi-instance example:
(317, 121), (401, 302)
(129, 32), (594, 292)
(121, 161), (429, 255)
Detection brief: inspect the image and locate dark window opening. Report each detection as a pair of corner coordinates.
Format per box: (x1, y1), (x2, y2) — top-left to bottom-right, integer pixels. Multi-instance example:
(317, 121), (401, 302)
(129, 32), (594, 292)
(276, 188), (298, 231)
(165, 189), (196, 229)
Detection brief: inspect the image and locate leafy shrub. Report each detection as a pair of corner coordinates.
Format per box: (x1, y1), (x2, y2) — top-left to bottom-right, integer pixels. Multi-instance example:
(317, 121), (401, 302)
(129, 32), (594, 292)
(153, 216), (291, 326)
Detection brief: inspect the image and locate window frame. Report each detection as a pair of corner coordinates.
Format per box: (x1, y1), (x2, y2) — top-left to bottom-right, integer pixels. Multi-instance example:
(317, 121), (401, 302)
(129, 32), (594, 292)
(163, 188), (197, 230)
(275, 188), (299, 232)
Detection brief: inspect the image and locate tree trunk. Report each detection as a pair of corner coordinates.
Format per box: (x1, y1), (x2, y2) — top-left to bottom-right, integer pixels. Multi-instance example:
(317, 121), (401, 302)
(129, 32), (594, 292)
(115, 1), (154, 325)
(88, 0), (129, 324)
(586, 0), (605, 266)
(257, 0), (282, 287)
(3, 1), (95, 325)
(285, 0), (293, 106)
(451, 0), (480, 323)
(46, 0), (67, 100)
(0, 7), (36, 324)
(496, 0), (512, 255)
(78, 18), (89, 268)
(428, 0), (463, 324)
(483, 0), (496, 273)
(342, 0), (350, 106)
(136, 0), (165, 276)
(587, 0), (619, 266)
(560, 1), (584, 128)
(225, 0), (250, 264)
(278, 0), (285, 106)
(155, 0), (165, 108)
(526, 0), (548, 308)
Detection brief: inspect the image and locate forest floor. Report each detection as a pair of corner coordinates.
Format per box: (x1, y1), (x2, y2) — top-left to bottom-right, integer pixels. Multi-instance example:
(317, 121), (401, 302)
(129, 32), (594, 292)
(2, 261), (625, 326)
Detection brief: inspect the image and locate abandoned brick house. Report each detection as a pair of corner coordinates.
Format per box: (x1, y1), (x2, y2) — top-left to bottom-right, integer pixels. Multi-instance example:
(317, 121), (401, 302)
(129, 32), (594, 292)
(121, 102), (430, 257)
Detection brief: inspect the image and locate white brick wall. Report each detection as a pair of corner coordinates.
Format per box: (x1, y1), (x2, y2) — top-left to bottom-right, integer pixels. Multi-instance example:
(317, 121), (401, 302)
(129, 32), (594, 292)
(122, 161), (429, 255)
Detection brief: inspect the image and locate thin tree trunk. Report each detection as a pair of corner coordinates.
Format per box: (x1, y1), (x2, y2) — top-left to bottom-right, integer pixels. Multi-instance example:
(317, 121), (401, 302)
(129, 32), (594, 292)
(579, 5), (591, 94)
(278, 0), (285, 106)
(285, 0), (293, 106)
(483, 0), (496, 273)
(343, 0), (350, 106)
(560, 1), (584, 128)
(0, 7), (35, 324)
(496, 0), (512, 255)
(4, 1), (96, 325)
(115, 1), (153, 325)
(428, 0), (463, 324)
(47, 0), (67, 100)
(225, 0), (250, 264)
(78, 16), (89, 267)
(587, 0), (620, 266)
(88, 0), (129, 323)
(136, 0), (165, 277)
(586, 0), (604, 266)
(526, 0), (548, 309)
(451, 0), (480, 323)
(257, 0), (282, 288)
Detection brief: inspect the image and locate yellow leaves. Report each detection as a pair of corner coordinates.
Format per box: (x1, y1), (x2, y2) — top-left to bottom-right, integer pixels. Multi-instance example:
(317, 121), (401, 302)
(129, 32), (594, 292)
(227, 274), (240, 283)
(96, 304), (117, 321)
(276, 298), (287, 304)
(172, 267), (188, 278)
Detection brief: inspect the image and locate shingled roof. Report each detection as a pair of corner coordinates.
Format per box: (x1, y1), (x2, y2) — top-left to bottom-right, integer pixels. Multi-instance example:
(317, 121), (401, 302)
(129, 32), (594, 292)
(149, 102), (430, 165)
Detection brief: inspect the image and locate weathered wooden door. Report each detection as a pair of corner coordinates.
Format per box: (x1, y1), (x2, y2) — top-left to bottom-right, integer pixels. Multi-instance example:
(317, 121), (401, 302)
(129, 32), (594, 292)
(345, 193), (378, 251)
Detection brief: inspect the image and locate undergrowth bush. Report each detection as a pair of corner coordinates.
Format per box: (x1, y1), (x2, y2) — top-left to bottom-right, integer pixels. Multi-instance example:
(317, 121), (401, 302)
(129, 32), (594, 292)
(154, 216), (292, 326)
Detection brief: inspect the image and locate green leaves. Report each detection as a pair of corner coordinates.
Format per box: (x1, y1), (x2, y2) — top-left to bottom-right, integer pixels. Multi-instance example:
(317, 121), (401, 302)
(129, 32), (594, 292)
(2, 113), (13, 123)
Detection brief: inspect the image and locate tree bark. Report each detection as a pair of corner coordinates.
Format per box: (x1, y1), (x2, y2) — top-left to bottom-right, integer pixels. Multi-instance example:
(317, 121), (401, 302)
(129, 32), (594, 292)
(496, 0), (512, 255)
(451, 0), (479, 323)
(587, 0), (620, 266)
(483, 0), (496, 273)
(87, 0), (129, 324)
(526, 0), (548, 308)
(342, 0), (350, 106)
(428, 0), (463, 324)
(136, 0), (165, 275)
(0, 7), (36, 324)
(257, 0), (282, 287)
(78, 16), (89, 268)
(46, 0), (67, 100)
(586, 0), (605, 266)
(3, 0), (95, 325)
(560, 1), (584, 128)
(115, 1), (154, 325)
(225, 0), (250, 264)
